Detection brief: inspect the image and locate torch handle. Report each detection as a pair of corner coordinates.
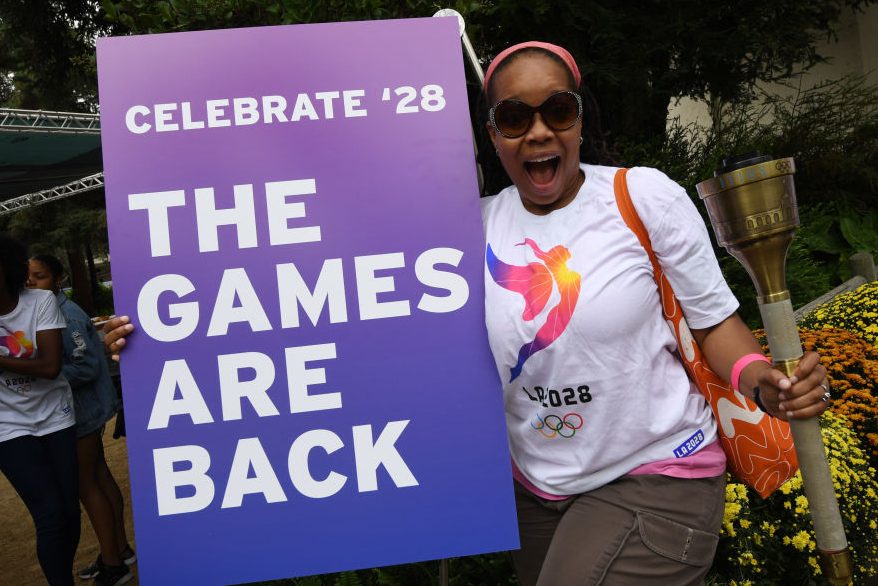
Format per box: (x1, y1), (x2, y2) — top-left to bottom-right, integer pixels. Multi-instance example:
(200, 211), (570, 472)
(759, 296), (851, 582)
(787, 419), (846, 550)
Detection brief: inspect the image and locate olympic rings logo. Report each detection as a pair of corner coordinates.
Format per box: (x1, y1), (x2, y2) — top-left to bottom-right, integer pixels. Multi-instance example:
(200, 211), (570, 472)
(531, 413), (584, 439)
(775, 159), (792, 173)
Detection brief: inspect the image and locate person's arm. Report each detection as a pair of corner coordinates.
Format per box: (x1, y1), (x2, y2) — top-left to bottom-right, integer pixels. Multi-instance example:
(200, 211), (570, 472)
(691, 314), (829, 420)
(102, 315), (135, 362)
(60, 316), (102, 386)
(0, 328), (64, 379)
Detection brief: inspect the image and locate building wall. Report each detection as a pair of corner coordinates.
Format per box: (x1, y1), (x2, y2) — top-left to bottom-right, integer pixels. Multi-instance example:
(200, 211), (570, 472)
(859, 4), (878, 81)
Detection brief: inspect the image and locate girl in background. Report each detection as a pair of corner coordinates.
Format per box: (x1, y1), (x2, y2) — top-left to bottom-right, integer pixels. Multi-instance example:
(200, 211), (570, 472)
(0, 234), (79, 586)
(27, 254), (134, 586)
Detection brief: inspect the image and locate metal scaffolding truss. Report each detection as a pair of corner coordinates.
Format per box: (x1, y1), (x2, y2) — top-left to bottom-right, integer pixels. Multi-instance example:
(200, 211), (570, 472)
(0, 107), (103, 213)
(0, 172), (104, 216)
(0, 107), (101, 134)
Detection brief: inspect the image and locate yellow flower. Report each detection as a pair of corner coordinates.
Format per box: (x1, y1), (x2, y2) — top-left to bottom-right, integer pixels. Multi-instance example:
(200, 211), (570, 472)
(791, 530), (811, 551)
(794, 494), (809, 514)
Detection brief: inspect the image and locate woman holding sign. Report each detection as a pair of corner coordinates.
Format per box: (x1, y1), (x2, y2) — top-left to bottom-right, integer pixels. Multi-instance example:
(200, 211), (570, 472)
(0, 234), (79, 586)
(102, 41), (833, 585)
(476, 42), (830, 584)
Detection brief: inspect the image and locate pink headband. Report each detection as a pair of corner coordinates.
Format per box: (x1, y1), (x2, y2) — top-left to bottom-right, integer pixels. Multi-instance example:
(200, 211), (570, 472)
(483, 41), (582, 94)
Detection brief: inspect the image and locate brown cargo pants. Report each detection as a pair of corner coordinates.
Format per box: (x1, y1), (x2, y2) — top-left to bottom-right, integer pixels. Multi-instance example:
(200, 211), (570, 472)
(512, 473), (726, 586)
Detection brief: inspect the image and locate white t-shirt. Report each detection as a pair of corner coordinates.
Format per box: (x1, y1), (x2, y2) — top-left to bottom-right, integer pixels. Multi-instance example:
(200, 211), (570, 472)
(0, 288), (75, 442)
(480, 164), (739, 495)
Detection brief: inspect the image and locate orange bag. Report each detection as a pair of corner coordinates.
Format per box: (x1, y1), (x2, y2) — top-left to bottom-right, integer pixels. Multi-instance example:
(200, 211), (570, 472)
(613, 168), (798, 498)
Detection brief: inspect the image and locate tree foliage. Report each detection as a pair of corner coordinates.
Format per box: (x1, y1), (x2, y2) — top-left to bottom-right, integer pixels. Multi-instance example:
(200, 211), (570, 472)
(0, 0), (116, 110)
(467, 0), (874, 143)
(97, 0), (874, 145)
(101, 0), (452, 31)
(93, 0), (878, 213)
(1, 0), (875, 311)
(0, 0), (871, 139)
(2, 191), (110, 314)
(0, 2), (118, 312)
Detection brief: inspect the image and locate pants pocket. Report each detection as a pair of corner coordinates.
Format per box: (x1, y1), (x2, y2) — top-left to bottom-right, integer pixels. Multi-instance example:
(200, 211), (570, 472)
(636, 509), (719, 567)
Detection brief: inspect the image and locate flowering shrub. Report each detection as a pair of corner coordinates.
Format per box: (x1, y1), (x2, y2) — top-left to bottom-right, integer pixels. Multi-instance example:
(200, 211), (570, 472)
(711, 287), (878, 585)
(800, 281), (878, 346)
(754, 327), (878, 464)
(708, 411), (878, 585)
(803, 328), (878, 462)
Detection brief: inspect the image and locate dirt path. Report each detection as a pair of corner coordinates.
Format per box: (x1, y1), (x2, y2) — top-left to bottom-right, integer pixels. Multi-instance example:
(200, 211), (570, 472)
(0, 417), (139, 586)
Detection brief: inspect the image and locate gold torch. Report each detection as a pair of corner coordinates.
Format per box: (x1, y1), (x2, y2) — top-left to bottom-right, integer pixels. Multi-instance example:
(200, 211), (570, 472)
(696, 153), (852, 584)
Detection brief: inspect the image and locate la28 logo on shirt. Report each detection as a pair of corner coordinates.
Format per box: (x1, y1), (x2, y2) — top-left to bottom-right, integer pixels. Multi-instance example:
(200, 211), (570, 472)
(521, 384), (592, 408)
(4, 375), (36, 394)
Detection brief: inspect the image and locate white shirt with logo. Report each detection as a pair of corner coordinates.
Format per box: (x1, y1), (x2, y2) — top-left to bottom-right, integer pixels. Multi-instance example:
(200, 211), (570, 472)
(0, 288), (75, 442)
(480, 164), (738, 495)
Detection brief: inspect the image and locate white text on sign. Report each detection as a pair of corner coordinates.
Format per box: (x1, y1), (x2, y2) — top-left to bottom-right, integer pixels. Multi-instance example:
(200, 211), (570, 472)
(125, 85), (446, 134)
(128, 176), (468, 516)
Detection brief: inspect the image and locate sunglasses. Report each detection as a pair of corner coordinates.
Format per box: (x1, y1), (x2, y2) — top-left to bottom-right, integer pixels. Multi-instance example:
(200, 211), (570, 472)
(489, 91), (583, 139)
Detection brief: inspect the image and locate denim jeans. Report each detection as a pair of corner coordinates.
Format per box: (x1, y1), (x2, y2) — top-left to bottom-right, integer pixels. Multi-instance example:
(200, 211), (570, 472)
(0, 426), (80, 586)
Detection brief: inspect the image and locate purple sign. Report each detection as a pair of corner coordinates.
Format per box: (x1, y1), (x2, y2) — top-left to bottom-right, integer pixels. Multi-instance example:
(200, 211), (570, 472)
(96, 18), (517, 585)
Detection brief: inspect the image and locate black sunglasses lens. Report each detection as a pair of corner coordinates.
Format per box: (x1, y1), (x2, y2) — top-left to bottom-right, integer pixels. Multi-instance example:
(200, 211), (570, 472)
(542, 93), (580, 130)
(493, 93), (580, 137)
(494, 101), (533, 137)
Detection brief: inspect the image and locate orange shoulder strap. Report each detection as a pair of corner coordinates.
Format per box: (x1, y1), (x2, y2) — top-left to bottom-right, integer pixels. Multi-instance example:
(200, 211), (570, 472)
(613, 168), (661, 281)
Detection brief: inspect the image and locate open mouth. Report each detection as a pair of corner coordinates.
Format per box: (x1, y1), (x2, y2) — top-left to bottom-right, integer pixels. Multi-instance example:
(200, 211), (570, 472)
(524, 155), (560, 186)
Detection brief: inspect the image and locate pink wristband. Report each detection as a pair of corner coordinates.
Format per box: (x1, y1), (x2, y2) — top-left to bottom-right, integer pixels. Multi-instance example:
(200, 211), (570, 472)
(731, 353), (771, 392)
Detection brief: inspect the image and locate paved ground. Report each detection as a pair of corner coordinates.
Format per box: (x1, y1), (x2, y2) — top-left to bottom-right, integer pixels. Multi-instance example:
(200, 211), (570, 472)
(0, 418), (139, 586)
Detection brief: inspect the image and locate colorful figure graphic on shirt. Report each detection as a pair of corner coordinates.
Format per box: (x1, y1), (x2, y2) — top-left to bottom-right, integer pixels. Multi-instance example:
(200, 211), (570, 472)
(0, 328), (34, 359)
(486, 238), (581, 381)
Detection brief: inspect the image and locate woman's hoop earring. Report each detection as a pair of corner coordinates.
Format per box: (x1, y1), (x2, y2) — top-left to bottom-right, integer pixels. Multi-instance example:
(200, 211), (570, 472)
(495, 148), (500, 156)
(579, 136), (583, 145)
